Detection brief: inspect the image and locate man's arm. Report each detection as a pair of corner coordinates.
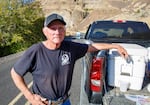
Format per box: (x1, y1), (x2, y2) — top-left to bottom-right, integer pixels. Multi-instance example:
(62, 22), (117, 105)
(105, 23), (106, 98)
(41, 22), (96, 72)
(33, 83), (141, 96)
(87, 43), (128, 58)
(10, 68), (45, 105)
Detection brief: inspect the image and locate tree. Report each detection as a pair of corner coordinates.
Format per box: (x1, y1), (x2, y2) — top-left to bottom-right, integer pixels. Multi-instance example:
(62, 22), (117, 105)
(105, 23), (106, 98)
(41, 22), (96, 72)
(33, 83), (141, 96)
(0, 0), (45, 57)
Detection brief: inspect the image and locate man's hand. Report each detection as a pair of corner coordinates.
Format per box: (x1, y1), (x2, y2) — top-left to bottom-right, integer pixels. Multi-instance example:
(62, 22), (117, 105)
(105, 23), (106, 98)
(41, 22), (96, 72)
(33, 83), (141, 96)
(28, 94), (46, 105)
(116, 44), (128, 59)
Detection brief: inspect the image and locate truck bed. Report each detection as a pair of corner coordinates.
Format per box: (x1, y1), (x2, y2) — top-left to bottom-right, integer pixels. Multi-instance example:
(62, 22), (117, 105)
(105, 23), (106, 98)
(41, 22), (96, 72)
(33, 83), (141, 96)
(79, 20), (150, 105)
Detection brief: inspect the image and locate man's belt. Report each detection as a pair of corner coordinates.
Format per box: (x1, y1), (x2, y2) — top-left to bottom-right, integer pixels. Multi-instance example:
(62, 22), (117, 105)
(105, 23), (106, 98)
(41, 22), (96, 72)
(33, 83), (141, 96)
(43, 94), (70, 105)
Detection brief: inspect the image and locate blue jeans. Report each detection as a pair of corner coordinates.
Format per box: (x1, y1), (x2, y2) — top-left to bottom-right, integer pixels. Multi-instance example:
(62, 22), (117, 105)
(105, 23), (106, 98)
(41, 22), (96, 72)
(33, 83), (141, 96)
(61, 99), (71, 105)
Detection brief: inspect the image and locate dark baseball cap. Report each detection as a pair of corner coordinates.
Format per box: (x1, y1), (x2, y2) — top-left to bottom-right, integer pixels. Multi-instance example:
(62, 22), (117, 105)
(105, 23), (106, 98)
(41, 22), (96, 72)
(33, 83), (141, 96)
(44, 13), (66, 26)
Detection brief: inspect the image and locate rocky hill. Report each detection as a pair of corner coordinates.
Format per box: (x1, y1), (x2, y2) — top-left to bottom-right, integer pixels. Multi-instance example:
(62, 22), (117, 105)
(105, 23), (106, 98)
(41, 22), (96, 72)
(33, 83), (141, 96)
(38, 0), (150, 35)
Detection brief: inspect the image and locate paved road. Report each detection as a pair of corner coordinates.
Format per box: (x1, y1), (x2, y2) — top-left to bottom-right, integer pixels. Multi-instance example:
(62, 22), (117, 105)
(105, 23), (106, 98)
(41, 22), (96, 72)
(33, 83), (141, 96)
(0, 53), (82, 105)
(0, 54), (33, 105)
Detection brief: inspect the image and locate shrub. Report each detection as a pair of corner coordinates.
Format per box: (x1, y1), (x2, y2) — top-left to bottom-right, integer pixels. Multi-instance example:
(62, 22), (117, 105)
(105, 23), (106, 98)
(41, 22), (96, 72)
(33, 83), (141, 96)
(0, 1), (45, 57)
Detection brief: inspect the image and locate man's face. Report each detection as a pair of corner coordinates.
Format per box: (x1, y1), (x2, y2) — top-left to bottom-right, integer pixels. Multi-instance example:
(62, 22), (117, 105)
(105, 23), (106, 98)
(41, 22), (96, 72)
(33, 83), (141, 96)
(44, 20), (66, 44)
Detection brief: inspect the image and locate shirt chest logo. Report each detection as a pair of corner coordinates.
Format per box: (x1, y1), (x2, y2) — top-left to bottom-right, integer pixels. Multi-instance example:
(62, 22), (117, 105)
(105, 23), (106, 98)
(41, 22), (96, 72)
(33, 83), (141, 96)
(61, 54), (70, 66)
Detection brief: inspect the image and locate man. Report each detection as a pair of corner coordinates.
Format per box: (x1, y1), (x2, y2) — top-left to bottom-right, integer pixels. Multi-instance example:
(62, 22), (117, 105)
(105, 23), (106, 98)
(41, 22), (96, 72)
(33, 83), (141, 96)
(11, 13), (128, 105)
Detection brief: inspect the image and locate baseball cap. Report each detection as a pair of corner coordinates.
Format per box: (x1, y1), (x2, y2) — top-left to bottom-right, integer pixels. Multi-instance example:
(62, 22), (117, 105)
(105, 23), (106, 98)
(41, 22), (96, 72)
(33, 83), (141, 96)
(44, 13), (66, 26)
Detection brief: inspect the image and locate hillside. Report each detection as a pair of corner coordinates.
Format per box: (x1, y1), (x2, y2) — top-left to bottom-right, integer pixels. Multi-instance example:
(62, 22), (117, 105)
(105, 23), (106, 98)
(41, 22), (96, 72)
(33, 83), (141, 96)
(38, 0), (150, 35)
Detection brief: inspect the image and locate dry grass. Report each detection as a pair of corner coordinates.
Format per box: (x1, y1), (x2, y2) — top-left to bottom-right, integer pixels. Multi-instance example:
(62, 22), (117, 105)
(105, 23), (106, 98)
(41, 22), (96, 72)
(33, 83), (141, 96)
(38, 0), (150, 34)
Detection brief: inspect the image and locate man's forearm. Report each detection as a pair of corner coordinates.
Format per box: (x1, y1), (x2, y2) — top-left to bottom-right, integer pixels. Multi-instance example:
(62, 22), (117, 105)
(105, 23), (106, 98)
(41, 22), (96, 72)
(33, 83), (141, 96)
(10, 68), (33, 101)
(88, 43), (128, 58)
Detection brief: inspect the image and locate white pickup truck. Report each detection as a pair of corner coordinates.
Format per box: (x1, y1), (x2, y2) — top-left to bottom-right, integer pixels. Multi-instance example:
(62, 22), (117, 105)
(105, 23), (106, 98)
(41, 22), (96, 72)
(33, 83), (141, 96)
(77, 20), (150, 105)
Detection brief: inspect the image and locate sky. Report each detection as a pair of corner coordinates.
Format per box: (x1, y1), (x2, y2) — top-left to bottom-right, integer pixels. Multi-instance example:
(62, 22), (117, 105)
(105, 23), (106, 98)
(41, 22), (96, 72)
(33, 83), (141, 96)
(22, 0), (34, 4)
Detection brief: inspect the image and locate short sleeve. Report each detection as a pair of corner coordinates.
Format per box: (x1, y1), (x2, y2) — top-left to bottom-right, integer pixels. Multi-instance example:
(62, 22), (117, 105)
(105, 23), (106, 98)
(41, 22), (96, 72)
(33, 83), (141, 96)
(69, 41), (88, 60)
(13, 44), (37, 76)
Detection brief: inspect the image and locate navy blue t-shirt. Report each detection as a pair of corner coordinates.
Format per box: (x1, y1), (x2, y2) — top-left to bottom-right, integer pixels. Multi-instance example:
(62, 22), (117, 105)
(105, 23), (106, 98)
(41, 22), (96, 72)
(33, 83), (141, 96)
(14, 40), (88, 100)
